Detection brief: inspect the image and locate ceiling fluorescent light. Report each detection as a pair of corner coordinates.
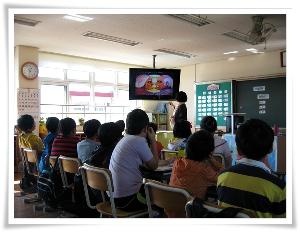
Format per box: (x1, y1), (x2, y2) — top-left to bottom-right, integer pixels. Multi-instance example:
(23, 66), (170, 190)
(169, 14), (214, 27)
(64, 14), (93, 22)
(245, 48), (257, 52)
(252, 51), (265, 54)
(223, 51), (238, 55)
(154, 48), (196, 58)
(82, 31), (141, 46)
(14, 16), (40, 26)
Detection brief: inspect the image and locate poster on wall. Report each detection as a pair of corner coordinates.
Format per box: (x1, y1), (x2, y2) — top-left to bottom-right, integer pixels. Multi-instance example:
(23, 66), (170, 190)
(195, 81), (232, 127)
(17, 88), (40, 134)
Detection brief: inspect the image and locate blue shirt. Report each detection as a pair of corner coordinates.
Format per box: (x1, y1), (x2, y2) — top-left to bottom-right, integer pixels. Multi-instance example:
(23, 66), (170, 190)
(39, 132), (56, 172)
(77, 138), (99, 163)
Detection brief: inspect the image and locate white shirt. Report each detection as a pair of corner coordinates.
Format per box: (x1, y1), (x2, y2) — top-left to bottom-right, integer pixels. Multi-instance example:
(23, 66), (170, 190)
(109, 134), (153, 198)
(237, 158), (272, 174)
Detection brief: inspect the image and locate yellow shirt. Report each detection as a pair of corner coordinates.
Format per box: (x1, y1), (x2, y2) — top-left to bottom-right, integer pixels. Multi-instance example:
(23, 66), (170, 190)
(19, 132), (44, 153)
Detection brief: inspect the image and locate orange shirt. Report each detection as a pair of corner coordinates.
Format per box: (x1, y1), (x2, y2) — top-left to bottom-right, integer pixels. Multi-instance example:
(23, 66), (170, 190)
(167, 157), (223, 217)
(156, 141), (164, 159)
(170, 157), (223, 200)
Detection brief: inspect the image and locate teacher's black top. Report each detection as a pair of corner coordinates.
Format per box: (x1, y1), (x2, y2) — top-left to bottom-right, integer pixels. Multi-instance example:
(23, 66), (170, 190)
(174, 104), (187, 123)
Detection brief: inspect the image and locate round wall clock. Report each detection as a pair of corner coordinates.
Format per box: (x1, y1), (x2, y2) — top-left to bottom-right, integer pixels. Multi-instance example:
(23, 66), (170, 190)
(21, 62), (39, 80)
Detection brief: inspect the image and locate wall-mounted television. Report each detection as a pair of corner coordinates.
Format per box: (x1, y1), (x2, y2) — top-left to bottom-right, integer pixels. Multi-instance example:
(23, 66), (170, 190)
(129, 68), (181, 100)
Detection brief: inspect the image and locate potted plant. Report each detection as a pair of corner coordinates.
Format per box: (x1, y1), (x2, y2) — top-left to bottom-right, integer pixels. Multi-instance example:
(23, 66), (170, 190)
(39, 117), (47, 138)
(77, 118), (85, 132)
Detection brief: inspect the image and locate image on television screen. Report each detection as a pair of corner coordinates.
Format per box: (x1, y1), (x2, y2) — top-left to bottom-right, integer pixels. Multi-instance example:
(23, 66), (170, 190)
(135, 74), (173, 96)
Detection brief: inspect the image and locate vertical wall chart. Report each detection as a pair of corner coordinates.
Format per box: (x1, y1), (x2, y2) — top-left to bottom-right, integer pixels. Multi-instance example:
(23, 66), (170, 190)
(195, 81), (232, 127)
(17, 88), (40, 134)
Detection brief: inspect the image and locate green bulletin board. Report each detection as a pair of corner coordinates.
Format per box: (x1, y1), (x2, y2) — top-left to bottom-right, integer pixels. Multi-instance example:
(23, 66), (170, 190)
(195, 81), (232, 127)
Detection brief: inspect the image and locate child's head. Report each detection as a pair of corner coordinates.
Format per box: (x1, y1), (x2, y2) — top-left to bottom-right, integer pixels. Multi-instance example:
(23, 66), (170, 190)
(17, 114), (35, 133)
(98, 122), (122, 146)
(235, 119), (274, 161)
(173, 120), (192, 138)
(175, 91), (187, 103)
(185, 130), (215, 162)
(59, 117), (76, 136)
(46, 117), (60, 134)
(126, 109), (149, 135)
(200, 116), (217, 133)
(83, 119), (101, 138)
(148, 122), (158, 133)
(115, 120), (125, 134)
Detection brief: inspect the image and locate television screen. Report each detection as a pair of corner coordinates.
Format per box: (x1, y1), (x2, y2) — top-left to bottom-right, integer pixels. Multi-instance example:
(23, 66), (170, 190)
(129, 68), (181, 100)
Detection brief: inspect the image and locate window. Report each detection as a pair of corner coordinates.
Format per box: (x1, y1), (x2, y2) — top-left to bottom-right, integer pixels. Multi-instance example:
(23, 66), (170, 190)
(94, 85), (114, 106)
(40, 65), (140, 124)
(69, 83), (91, 105)
(40, 84), (65, 119)
(39, 67), (64, 80)
(67, 70), (90, 81)
(117, 71), (129, 85)
(95, 70), (116, 83)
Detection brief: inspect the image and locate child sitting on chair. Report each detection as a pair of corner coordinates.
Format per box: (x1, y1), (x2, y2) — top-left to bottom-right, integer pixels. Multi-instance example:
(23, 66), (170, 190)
(148, 122), (164, 159)
(17, 114), (44, 158)
(50, 117), (80, 158)
(167, 120), (191, 152)
(17, 114), (45, 188)
(167, 129), (224, 217)
(38, 117), (59, 173)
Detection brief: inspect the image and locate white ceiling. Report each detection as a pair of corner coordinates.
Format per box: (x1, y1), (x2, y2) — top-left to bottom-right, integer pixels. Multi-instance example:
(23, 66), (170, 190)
(14, 14), (286, 68)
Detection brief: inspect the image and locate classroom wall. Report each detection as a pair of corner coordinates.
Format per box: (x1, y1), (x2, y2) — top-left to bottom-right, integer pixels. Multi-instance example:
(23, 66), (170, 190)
(175, 50), (286, 130)
(39, 52), (143, 72)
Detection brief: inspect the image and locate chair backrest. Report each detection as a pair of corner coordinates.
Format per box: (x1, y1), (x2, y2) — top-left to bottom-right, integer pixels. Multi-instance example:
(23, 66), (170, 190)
(23, 148), (39, 176)
(144, 178), (192, 217)
(58, 156), (81, 187)
(80, 164), (114, 212)
(161, 149), (179, 160)
(185, 200), (253, 218)
(156, 131), (174, 148)
(212, 153), (225, 166)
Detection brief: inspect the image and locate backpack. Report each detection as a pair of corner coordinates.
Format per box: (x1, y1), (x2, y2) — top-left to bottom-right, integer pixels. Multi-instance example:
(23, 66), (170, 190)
(37, 156), (66, 207)
(186, 198), (243, 218)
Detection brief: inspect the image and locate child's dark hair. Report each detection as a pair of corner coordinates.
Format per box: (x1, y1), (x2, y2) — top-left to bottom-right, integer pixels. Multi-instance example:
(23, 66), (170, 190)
(98, 122), (122, 146)
(115, 120), (125, 133)
(148, 122), (158, 133)
(185, 130), (215, 162)
(46, 117), (60, 133)
(126, 109), (149, 135)
(173, 120), (192, 138)
(235, 119), (274, 161)
(17, 114), (35, 132)
(175, 91), (187, 102)
(200, 116), (217, 133)
(83, 119), (101, 138)
(59, 117), (76, 136)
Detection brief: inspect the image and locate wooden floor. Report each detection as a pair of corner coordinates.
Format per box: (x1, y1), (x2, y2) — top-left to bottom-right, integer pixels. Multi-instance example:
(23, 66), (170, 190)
(14, 171), (77, 218)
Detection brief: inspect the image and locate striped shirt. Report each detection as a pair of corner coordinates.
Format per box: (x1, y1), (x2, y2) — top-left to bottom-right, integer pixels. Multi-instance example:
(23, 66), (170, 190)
(217, 158), (286, 218)
(50, 135), (80, 158)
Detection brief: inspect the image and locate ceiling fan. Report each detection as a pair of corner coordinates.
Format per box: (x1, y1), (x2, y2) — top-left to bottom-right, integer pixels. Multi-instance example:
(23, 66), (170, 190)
(223, 15), (277, 45)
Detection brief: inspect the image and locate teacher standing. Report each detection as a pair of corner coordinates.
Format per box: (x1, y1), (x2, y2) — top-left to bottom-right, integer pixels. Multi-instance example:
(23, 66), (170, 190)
(169, 91), (187, 127)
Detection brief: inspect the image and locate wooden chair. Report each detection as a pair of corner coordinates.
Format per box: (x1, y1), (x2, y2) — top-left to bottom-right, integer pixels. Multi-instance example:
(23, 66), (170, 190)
(21, 148), (43, 206)
(143, 178), (193, 218)
(58, 156), (82, 202)
(185, 200), (254, 218)
(23, 148), (40, 176)
(80, 164), (148, 218)
(212, 153), (225, 167)
(160, 149), (179, 160)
